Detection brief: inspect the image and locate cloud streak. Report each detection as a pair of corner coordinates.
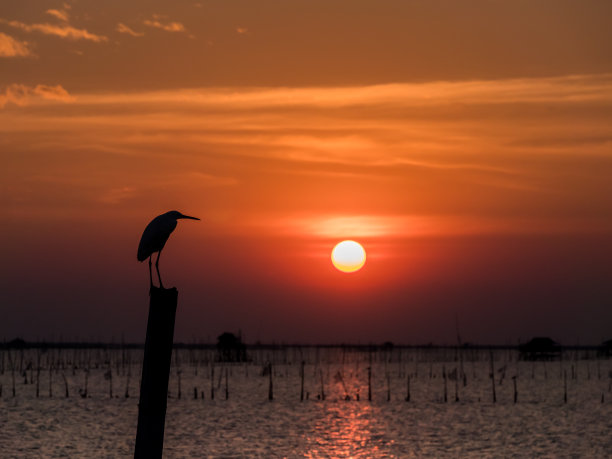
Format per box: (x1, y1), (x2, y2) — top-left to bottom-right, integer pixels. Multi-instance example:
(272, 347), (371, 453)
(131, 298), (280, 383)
(116, 23), (144, 37)
(0, 18), (107, 42)
(143, 16), (186, 33)
(0, 84), (73, 108)
(0, 32), (31, 57)
(46, 9), (69, 22)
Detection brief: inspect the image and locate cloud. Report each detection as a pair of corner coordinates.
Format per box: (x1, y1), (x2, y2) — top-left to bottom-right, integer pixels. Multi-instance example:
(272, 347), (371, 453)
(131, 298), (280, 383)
(33, 84), (73, 101)
(99, 186), (136, 204)
(0, 83), (73, 108)
(236, 26), (248, 35)
(0, 32), (31, 57)
(0, 18), (107, 42)
(143, 16), (186, 33)
(116, 23), (144, 37)
(46, 9), (69, 22)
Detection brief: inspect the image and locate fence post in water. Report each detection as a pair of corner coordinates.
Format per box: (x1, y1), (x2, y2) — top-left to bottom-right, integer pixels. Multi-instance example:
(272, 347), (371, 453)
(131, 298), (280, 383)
(134, 287), (178, 459)
(268, 362), (274, 401)
(443, 366), (448, 403)
(512, 376), (517, 403)
(300, 361), (305, 401)
(367, 366), (372, 401)
(454, 370), (459, 402)
(405, 374), (411, 402)
(225, 367), (229, 400)
(210, 365), (215, 400)
(489, 351), (496, 403)
(319, 368), (325, 401)
(386, 372), (391, 402)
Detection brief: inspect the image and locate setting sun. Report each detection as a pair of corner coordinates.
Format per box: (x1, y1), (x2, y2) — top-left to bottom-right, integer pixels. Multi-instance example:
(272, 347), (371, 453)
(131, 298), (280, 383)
(331, 240), (366, 273)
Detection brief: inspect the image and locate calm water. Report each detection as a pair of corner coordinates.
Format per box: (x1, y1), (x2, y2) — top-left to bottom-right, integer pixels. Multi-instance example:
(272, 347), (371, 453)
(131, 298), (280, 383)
(1, 347), (611, 457)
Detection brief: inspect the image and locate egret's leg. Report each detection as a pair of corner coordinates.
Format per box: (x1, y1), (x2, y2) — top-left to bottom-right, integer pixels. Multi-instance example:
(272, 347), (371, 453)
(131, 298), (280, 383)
(148, 256), (153, 288)
(156, 250), (164, 289)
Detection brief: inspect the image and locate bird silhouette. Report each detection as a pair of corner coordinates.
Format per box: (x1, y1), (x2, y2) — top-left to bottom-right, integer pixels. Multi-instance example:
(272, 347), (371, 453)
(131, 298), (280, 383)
(137, 210), (200, 289)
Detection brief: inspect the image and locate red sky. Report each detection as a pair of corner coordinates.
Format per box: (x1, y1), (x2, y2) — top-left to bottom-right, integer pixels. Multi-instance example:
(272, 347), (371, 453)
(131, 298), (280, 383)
(1, 0), (612, 344)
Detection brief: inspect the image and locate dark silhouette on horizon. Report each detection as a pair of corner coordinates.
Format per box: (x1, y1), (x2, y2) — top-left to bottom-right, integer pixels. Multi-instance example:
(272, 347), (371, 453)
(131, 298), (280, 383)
(519, 337), (562, 361)
(217, 332), (249, 362)
(137, 210), (200, 289)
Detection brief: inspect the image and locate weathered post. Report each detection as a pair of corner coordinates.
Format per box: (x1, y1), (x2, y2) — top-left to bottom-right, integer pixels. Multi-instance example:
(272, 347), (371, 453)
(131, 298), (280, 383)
(300, 361), (305, 401)
(134, 287), (178, 459)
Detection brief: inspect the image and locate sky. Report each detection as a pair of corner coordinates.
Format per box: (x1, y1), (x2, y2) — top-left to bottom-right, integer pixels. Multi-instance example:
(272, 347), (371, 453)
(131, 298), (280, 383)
(1, 0), (611, 345)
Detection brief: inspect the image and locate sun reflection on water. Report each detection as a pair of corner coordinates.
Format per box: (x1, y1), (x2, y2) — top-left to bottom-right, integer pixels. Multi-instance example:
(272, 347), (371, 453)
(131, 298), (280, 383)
(304, 402), (389, 458)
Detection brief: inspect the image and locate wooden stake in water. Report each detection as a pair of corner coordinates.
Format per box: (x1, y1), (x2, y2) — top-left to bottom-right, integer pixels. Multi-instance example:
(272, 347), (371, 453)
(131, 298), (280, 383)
(489, 351), (496, 403)
(210, 365), (215, 400)
(563, 369), (568, 403)
(512, 376), (517, 404)
(454, 370), (459, 402)
(224, 367), (229, 400)
(134, 287), (178, 459)
(61, 372), (69, 397)
(386, 372), (391, 402)
(268, 362), (274, 401)
(367, 366), (372, 401)
(405, 374), (411, 402)
(443, 366), (448, 403)
(300, 361), (305, 402)
(319, 368), (325, 401)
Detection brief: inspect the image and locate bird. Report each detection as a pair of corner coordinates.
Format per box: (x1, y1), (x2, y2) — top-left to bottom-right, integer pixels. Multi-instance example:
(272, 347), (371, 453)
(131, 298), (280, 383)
(137, 210), (200, 289)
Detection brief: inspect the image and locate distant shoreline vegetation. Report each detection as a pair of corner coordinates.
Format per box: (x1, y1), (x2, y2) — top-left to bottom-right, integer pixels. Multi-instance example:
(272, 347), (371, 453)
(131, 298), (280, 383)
(1, 337), (610, 353)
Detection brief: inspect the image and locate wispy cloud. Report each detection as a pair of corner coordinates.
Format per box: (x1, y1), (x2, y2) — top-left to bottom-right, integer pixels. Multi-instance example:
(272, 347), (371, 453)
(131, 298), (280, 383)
(116, 23), (144, 37)
(0, 32), (31, 57)
(0, 83), (73, 108)
(98, 186), (136, 204)
(1, 74), (610, 237)
(46, 9), (69, 22)
(143, 15), (186, 33)
(0, 18), (107, 42)
(236, 26), (248, 35)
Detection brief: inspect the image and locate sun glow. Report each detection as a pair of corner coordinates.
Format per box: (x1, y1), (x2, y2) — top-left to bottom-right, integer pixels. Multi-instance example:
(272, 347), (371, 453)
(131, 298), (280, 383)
(331, 240), (366, 273)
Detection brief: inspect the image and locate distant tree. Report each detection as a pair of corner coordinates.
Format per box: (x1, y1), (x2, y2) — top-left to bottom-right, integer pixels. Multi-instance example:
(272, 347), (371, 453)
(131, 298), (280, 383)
(216, 332), (248, 362)
(6, 338), (27, 349)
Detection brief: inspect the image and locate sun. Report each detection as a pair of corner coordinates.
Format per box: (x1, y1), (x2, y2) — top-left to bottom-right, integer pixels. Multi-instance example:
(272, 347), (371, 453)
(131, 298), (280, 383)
(331, 240), (366, 273)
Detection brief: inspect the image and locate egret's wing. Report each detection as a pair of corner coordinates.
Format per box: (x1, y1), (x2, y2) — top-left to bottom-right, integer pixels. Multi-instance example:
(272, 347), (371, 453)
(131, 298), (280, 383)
(137, 214), (178, 261)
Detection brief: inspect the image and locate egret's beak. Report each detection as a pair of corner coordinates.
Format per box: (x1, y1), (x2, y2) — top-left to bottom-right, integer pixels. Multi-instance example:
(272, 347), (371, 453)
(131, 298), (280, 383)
(179, 214), (200, 220)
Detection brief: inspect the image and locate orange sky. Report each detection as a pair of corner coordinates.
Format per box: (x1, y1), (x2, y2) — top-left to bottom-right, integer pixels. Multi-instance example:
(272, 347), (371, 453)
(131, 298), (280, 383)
(1, 1), (611, 344)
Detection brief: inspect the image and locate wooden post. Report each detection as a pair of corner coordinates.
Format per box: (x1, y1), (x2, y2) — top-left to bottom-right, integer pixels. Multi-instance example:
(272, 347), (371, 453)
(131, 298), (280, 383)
(319, 368), (325, 401)
(563, 370), (568, 403)
(224, 367), (229, 400)
(268, 363), (274, 401)
(443, 366), (448, 403)
(386, 372), (391, 402)
(489, 351), (496, 403)
(405, 374), (411, 402)
(300, 361), (305, 402)
(134, 287), (178, 459)
(454, 370), (459, 402)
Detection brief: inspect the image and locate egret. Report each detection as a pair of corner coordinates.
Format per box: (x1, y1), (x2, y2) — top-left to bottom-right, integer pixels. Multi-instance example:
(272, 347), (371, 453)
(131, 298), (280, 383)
(137, 210), (200, 289)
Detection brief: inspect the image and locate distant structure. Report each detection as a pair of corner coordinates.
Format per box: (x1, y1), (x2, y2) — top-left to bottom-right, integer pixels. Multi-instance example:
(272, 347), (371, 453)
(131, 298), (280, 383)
(519, 337), (562, 361)
(137, 210), (200, 289)
(597, 339), (612, 358)
(216, 332), (248, 362)
(5, 338), (27, 349)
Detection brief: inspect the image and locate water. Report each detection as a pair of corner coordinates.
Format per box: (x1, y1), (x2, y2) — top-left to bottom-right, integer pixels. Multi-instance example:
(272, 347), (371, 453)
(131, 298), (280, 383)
(1, 347), (611, 457)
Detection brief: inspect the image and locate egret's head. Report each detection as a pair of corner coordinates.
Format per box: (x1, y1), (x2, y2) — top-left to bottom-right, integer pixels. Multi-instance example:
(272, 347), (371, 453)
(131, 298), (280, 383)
(168, 210), (200, 221)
